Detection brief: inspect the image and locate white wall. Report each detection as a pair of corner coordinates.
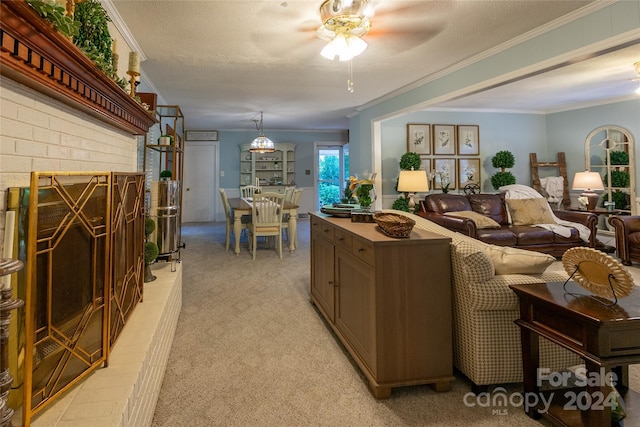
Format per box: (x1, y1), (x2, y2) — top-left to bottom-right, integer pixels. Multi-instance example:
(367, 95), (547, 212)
(0, 77), (139, 254)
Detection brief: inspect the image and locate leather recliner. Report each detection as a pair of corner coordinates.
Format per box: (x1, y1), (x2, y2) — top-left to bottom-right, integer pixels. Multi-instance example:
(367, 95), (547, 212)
(608, 215), (640, 265)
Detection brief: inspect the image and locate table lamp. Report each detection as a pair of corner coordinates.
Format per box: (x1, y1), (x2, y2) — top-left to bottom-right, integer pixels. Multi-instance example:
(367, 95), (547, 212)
(572, 171), (604, 211)
(397, 169), (429, 211)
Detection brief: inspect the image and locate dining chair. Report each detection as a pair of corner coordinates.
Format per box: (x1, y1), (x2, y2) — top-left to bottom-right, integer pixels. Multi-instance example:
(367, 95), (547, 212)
(282, 187), (303, 247)
(219, 188), (250, 251)
(248, 192), (285, 260)
(240, 185), (260, 199)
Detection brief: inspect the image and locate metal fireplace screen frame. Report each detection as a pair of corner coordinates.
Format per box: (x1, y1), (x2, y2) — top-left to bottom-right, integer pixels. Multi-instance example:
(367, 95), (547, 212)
(15, 171), (144, 426)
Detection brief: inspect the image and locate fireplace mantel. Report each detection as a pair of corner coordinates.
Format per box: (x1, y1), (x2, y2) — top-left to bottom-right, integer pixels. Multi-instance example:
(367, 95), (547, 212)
(0, 1), (156, 135)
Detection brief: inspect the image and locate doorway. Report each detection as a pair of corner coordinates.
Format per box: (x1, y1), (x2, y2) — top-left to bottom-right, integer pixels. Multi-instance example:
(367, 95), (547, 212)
(315, 143), (349, 210)
(182, 141), (219, 222)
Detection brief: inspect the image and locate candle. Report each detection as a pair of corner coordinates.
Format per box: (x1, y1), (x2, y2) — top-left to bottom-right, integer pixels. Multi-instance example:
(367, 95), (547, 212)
(112, 38), (118, 54)
(128, 52), (140, 74)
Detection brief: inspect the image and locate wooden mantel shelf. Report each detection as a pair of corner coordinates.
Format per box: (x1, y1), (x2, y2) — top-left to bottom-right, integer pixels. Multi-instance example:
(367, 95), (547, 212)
(0, 1), (156, 135)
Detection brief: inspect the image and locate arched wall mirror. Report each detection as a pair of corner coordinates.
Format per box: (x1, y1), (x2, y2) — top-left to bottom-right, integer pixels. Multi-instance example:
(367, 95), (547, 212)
(585, 125), (636, 216)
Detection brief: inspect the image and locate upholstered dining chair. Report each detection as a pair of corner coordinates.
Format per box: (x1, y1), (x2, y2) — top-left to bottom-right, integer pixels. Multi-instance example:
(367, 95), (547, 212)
(219, 188), (250, 251)
(608, 215), (640, 265)
(248, 192), (285, 260)
(240, 185), (260, 199)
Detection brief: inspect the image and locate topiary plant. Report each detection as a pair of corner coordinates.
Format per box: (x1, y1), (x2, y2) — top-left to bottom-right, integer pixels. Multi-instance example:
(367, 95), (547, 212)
(603, 170), (630, 188)
(602, 190), (629, 210)
(490, 150), (516, 190)
(144, 241), (159, 265)
(145, 217), (156, 237)
(490, 171), (516, 190)
(160, 170), (173, 179)
(399, 152), (422, 171)
(392, 196), (411, 213)
(491, 150), (515, 170)
(608, 150), (629, 165)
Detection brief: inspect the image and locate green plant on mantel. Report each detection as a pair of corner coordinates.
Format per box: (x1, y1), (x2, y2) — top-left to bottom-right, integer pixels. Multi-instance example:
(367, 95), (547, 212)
(73, 0), (114, 77)
(26, 0), (80, 37)
(26, 0), (115, 78)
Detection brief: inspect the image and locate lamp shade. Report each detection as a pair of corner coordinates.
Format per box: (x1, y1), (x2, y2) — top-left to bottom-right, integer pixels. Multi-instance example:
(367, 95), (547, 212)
(572, 171), (604, 191)
(398, 170), (429, 193)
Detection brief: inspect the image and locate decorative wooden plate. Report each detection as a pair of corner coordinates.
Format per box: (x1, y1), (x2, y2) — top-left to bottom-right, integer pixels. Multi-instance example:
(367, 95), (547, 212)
(562, 247), (634, 300)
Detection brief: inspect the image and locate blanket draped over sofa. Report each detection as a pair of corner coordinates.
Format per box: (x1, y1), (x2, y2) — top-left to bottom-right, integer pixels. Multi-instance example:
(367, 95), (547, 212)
(384, 209), (581, 390)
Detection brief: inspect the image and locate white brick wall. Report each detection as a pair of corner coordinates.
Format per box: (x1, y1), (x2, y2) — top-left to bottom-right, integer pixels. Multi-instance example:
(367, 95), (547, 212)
(0, 76), (139, 254)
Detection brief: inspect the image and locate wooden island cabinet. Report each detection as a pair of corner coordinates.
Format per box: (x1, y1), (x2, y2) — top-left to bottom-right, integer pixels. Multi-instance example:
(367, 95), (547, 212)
(309, 212), (454, 398)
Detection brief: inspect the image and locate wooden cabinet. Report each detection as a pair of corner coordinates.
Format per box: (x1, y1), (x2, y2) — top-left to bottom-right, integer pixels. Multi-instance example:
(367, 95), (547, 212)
(310, 213), (454, 398)
(240, 143), (296, 192)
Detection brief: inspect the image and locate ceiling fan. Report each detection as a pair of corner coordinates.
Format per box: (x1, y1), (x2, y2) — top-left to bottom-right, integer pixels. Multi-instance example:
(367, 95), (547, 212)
(316, 0), (373, 61)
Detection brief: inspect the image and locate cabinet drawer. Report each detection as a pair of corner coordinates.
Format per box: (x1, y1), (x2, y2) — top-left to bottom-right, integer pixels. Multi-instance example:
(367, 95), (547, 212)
(352, 237), (374, 265)
(334, 229), (352, 251)
(312, 219), (334, 242)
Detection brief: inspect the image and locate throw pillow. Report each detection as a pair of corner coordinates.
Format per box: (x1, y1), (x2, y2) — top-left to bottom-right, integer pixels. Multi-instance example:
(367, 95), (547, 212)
(483, 245), (555, 275)
(505, 198), (555, 225)
(452, 240), (495, 282)
(444, 211), (501, 229)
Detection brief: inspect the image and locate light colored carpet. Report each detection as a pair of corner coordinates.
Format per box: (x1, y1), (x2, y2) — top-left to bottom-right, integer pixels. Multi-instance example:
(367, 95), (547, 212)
(151, 219), (640, 426)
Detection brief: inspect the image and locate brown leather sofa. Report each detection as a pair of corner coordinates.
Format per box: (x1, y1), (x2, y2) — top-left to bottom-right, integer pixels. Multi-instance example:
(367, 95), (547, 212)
(418, 193), (599, 257)
(608, 215), (640, 265)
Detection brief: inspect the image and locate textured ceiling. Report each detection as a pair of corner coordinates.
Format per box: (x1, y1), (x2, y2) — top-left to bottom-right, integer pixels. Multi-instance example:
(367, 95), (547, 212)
(108, 0), (639, 131)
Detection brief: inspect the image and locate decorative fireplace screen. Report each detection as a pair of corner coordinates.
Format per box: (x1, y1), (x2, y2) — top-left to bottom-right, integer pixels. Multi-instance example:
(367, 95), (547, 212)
(7, 172), (144, 426)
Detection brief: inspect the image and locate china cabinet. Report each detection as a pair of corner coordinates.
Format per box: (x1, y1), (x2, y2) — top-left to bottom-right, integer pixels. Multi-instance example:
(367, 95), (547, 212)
(240, 143), (296, 192)
(585, 126), (636, 223)
(310, 213), (454, 398)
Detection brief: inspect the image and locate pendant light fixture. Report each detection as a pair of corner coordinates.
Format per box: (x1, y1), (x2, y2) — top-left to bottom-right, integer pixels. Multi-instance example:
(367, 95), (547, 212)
(249, 111), (275, 153)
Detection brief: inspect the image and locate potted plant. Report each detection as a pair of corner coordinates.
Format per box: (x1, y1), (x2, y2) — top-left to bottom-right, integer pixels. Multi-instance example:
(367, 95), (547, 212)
(159, 170), (173, 180)
(490, 150), (516, 190)
(393, 152), (422, 212)
(144, 217), (159, 283)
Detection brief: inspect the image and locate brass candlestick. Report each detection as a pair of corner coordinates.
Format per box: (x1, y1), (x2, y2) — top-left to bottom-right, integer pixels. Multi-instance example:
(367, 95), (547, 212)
(127, 71), (140, 97)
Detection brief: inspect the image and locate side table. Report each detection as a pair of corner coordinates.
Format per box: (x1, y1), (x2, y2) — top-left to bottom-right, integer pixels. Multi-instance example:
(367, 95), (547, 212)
(510, 281), (640, 427)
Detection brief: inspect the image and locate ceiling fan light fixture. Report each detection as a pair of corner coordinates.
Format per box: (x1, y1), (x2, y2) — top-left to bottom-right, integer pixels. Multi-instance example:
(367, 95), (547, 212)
(320, 34), (367, 61)
(319, 0), (372, 34)
(249, 112), (275, 153)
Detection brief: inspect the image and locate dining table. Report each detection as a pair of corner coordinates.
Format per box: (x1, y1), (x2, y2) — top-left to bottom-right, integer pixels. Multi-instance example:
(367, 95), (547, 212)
(227, 197), (299, 255)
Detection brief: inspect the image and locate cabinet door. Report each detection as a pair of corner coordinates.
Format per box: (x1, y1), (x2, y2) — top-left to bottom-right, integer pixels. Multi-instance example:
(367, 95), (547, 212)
(335, 247), (376, 374)
(311, 233), (335, 321)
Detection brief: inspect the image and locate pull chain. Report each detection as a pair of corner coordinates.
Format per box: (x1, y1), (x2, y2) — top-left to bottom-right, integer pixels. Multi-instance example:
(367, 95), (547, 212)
(347, 60), (354, 93)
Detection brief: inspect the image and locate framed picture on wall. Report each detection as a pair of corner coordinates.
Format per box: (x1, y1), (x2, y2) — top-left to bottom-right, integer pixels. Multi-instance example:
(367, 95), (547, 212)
(457, 125), (480, 155)
(420, 157), (433, 188)
(458, 158), (481, 187)
(407, 124), (431, 154)
(434, 158), (456, 191)
(433, 124), (456, 155)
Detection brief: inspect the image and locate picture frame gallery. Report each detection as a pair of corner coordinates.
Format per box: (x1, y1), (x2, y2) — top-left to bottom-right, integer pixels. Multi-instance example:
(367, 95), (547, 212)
(406, 124), (482, 190)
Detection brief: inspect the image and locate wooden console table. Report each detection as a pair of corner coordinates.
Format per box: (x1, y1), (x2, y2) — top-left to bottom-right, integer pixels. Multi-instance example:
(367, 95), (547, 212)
(309, 213), (453, 398)
(511, 281), (640, 426)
